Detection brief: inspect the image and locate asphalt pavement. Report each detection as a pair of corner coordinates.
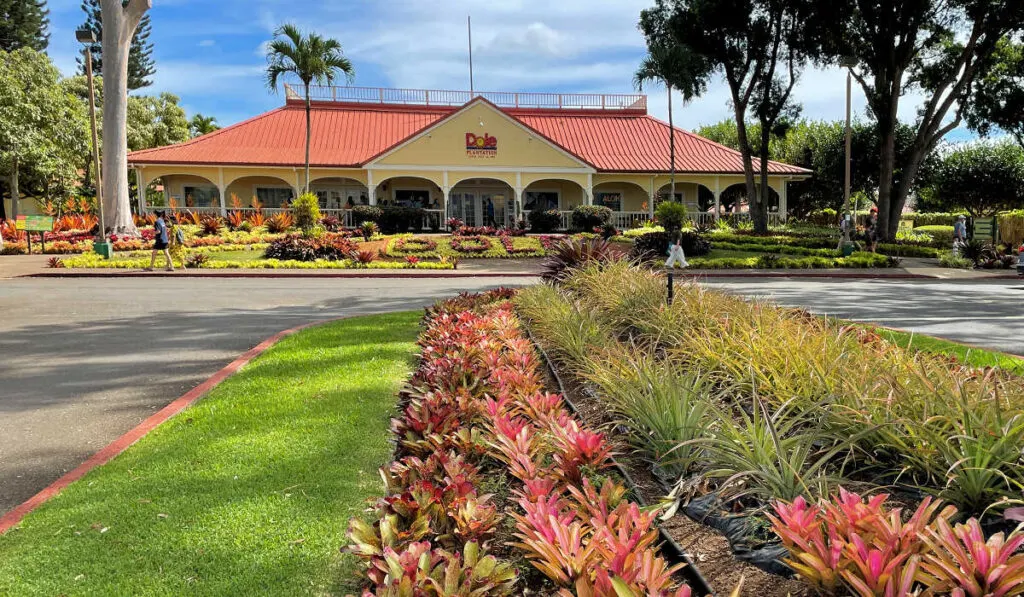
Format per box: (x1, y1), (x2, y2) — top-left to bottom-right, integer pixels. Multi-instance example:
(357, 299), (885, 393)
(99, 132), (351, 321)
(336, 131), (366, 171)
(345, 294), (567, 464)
(2, 275), (1023, 517)
(0, 276), (536, 515)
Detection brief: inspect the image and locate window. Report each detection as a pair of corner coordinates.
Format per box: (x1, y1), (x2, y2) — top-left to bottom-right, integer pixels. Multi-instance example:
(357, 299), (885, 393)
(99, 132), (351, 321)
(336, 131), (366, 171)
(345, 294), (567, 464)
(255, 186), (294, 208)
(523, 190), (559, 211)
(394, 189), (431, 208)
(595, 192), (622, 211)
(658, 191), (685, 203)
(183, 185), (219, 207)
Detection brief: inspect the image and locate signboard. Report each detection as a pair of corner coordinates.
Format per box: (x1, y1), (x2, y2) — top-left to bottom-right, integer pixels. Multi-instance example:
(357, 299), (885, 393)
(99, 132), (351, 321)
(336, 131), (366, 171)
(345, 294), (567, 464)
(973, 217), (997, 241)
(465, 132), (497, 158)
(15, 215), (54, 232)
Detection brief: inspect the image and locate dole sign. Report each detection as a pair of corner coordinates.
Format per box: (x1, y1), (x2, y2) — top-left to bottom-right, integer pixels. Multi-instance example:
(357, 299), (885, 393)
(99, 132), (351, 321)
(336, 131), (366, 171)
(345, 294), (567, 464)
(465, 132), (497, 157)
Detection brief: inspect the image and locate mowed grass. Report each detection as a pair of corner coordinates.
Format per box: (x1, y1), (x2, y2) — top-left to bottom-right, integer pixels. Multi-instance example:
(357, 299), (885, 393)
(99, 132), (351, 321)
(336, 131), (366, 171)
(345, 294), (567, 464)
(0, 311), (422, 596)
(874, 326), (1024, 376)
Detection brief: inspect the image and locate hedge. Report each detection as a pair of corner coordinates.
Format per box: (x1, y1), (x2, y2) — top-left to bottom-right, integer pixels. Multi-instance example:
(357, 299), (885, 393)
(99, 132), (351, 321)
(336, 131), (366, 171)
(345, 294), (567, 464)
(570, 205), (612, 232)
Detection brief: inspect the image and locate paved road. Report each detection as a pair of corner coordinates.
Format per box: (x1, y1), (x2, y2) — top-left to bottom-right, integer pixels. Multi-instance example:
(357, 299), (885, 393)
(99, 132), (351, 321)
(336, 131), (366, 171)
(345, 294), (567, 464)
(701, 277), (1024, 356)
(0, 277), (536, 515)
(2, 276), (1023, 517)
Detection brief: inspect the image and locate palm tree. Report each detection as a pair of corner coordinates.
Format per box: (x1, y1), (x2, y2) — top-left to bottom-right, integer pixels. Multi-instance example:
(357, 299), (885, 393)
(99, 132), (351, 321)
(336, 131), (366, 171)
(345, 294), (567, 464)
(266, 24), (354, 194)
(189, 113), (220, 137)
(635, 43), (702, 214)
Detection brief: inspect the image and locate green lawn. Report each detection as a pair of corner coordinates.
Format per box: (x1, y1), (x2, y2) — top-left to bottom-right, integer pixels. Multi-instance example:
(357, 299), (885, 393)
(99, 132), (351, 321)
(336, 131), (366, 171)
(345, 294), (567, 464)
(0, 312), (422, 596)
(874, 327), (1024, 376)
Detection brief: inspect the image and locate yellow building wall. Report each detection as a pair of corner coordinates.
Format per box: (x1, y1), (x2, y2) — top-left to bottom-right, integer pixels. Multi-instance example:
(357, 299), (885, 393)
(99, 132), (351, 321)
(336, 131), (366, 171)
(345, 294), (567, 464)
(523, 179), (585, 209)
(519, 173), (590, 189)
(375, 102), (588, 170)
(163, 175), (220, 207)
(593, 182), (650, 212)
(377, 176), (444, 206)
(226, 176), (298, 206)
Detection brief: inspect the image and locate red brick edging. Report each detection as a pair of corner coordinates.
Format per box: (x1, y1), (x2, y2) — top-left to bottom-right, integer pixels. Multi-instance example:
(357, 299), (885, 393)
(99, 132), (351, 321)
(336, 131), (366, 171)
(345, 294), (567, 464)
(0, 319), (335, 535)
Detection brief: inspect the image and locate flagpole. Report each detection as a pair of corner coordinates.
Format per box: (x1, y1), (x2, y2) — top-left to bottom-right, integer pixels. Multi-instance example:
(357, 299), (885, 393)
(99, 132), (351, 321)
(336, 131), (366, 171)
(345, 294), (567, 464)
(468, 16), (475, 96)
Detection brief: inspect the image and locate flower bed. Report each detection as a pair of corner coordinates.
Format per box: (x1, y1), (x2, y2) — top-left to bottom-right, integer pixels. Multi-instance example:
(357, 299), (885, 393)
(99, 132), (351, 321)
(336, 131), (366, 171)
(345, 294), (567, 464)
(345, 289), (693, 595)
(391, 236), (438, 253)
(499, 234), (546, 256)
(57, 253), (454, 270)
(516, 261), (1024, 595)
(448, 235), (493, 253)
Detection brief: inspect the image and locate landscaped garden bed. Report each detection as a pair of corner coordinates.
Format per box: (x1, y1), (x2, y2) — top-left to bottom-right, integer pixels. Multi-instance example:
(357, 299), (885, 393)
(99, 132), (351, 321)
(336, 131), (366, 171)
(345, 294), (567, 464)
(345, 289), (699, 595)
(385, 233), (551, 259)
(517, 258), (1024, 595)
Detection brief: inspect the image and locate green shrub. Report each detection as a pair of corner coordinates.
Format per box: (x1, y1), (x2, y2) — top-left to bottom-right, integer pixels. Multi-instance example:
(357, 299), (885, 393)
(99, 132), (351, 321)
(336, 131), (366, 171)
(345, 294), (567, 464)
(800, 209), (839, 227)
(915, 225), (954, 243)
(631, 231), (711, 261)
(655, 201), (688, 231)
(939, 251), (974, 269)
(623, 225), (665, 238)
(528, 209), (562, 233)
(570, 205), (613, 232)
(903, 212), (967, 227)
(378, 206), (426, 234)
(876, 243), (942, 258)
(351, 205), (382, 226)
(291, 192), (321, 232)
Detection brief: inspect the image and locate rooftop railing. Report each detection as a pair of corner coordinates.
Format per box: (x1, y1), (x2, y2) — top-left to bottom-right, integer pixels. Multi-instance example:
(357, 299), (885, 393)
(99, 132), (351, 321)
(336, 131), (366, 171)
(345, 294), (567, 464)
(283, 83), (647, 112)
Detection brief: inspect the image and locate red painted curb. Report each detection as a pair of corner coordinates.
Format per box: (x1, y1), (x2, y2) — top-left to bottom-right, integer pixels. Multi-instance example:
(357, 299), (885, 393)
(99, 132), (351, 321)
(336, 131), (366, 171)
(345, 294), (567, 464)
(0, 318), (336, 535)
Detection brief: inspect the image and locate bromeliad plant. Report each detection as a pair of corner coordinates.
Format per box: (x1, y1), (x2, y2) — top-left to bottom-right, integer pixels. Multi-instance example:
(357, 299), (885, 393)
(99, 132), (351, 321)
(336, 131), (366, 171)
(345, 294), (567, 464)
(346, 290), (692, 596)
(770, 487), (1024, 597)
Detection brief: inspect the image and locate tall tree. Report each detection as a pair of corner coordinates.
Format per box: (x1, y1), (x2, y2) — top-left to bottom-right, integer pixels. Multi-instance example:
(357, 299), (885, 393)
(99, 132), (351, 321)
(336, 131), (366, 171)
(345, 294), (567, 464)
(0, 49), (88, 219)
(805, 0), (1024, 240)
(79, 0), (155, 90)
(0, 0), (49, 51)
(266, 24), (354, 194)
(635, 42), (702, 212)
(640, 0), (805, 233)
(966, 38), (1024, 149)
(99, 0), (152, 236)
(189, 113), (220, 137)
(924, 140), (1024, 216)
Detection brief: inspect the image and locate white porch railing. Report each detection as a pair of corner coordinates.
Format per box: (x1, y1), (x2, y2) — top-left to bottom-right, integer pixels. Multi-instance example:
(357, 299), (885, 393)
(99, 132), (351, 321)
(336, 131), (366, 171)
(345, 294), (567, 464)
(612, 211), (650, 229)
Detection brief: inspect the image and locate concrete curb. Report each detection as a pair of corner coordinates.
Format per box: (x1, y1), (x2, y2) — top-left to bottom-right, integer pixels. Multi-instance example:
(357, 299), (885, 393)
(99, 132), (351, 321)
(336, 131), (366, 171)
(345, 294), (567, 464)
(0, 318), (337, 535)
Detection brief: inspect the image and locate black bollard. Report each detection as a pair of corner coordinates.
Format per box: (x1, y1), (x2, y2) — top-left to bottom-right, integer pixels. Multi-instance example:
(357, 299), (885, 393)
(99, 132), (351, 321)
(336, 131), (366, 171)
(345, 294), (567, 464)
(667, 271), (674, 306)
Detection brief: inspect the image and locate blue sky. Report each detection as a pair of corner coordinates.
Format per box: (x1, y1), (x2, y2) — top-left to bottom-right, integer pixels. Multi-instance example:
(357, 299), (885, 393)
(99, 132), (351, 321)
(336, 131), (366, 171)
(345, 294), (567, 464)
(47, 0), (972, 140)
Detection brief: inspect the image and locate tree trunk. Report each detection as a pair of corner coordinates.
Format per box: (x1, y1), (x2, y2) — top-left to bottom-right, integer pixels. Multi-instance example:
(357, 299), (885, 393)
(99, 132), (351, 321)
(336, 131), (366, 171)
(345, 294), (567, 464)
(11, 156), (19, 221)
(733, 112), (758, 231)
(668, 85), (676, 207)
(304, 83), (311, 195)
(753, 126), (773, 234)
(100, 0), (151, 236)
(876, 124), (896, 242)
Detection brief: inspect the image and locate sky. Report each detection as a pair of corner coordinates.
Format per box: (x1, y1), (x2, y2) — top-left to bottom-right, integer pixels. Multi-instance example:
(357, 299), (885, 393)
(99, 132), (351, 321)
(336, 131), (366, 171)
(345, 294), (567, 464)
(47, 0), (973, 140)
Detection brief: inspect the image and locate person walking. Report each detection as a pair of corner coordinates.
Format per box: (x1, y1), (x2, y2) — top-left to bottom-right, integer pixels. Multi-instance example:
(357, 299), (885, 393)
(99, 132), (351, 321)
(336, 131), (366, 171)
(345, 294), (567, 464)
(953, 215), (968, 255)
(146, 210), (174, 271)
(485, 198), (496, 227)
(665, 230), (689, 269)
(866, 207), (880, 253)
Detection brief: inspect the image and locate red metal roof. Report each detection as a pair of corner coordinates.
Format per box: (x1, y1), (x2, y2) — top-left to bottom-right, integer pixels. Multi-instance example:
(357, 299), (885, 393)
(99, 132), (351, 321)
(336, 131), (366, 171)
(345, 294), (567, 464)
(129, 98), (810, 175)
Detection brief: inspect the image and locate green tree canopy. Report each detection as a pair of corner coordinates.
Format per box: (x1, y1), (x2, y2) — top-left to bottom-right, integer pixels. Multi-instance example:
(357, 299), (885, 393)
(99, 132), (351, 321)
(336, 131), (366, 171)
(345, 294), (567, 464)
(127, 92), (189, 151)
(966, 38), (1024, 149)
(189, 113), (220, 137)
(801, 0), (1024, 239)
(0, 0), (49, 51)
(0, 48), (88, 218)
(922, 141), (1024, 217)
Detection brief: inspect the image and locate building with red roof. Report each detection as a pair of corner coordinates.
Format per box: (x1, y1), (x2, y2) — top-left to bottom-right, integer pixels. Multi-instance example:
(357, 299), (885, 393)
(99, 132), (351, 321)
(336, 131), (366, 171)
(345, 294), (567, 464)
(128, 85), (809, 228)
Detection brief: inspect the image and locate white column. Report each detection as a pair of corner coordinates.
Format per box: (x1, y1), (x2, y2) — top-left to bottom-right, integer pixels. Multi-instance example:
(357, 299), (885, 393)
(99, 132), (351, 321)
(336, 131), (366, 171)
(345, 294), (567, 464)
(367, 169), (376, 206)
(135, 168), (147, 213)
(585, 173), (593, 206)
(649, 176), (656, 220)
(217, 167), (227, 216)
(779, 179), (788, 222)
(713, 176), (722, 220)
(514, 187), (523, 226)
(442, 186), (450, 224)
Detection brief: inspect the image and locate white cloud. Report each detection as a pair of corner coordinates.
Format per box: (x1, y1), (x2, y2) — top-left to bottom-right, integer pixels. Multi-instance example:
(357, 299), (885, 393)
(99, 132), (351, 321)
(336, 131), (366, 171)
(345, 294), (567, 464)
(198, 39), (216, 47)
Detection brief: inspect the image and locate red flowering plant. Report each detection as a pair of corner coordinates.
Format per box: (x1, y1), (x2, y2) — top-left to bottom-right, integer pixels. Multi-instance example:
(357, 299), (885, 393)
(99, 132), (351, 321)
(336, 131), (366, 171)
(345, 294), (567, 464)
(769, 487), (1024, 596)
(392, 237), (437, 253)
(347, 290), (691, 596)
(449, 235), (493, 253)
